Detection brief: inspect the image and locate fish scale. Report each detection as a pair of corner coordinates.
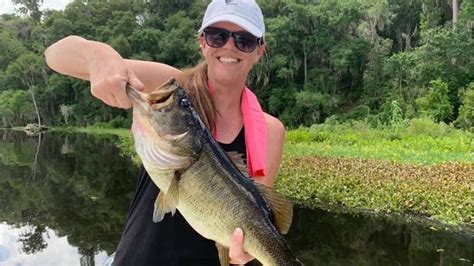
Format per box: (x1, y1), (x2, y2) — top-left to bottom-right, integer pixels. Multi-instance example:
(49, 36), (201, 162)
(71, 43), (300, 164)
(178, 152), (294, 265)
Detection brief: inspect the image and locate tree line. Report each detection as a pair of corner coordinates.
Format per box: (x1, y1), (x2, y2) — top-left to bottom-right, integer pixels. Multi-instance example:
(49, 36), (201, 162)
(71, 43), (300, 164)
(0, 0), (473, 130)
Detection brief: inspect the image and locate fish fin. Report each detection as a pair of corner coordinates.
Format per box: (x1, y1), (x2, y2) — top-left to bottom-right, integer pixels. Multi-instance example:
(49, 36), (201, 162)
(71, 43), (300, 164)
(215, 242), (230, 266)
(153, 192), (169, 222)
(226, 151), (249, 178)
(147, 168), (176, 191)
(255, 183), (294, 234)
(153, 178), (179, 223)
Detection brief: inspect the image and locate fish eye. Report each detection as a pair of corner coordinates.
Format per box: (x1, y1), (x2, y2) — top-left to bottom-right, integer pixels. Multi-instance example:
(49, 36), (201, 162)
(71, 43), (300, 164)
(179, 98), (190, 108)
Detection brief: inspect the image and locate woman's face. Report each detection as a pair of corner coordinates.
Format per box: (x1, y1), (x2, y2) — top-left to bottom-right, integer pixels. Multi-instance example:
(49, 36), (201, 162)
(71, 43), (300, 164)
(199, 21), (265, 85)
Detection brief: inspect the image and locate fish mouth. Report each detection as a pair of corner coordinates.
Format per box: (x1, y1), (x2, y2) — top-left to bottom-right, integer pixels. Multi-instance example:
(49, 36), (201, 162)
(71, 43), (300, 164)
(126, 79), (178, 111)
(126, 85), (148, 111)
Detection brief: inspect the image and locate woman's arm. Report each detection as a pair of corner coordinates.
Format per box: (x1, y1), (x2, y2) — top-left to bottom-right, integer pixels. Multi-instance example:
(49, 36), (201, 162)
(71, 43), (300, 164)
(44, 35), (181, 108)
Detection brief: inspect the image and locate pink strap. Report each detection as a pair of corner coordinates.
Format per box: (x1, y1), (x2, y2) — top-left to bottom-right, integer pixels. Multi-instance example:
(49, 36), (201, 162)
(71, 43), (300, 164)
(207, 81), (267, 177)
(241, 87), (267, 177)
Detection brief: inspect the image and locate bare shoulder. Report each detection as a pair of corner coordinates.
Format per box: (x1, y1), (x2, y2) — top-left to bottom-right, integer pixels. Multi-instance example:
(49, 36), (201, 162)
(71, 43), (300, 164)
(256, 113), (285, 187)
(263, 112), (285, 142)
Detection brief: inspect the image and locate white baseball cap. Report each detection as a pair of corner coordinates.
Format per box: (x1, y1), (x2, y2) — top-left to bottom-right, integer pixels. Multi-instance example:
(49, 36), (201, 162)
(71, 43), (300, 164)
(199, 0), (265, 38)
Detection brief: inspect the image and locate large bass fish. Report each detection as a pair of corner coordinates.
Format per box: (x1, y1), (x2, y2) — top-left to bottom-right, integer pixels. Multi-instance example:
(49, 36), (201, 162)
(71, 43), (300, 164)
(127, 79), (301, 266)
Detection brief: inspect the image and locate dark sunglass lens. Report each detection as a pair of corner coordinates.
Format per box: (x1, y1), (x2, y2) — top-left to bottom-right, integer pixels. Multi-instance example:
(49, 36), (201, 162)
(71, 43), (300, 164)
(204, 27), (259, 52)
(234, 33), (258, 52)
(205, 28), (229, 47)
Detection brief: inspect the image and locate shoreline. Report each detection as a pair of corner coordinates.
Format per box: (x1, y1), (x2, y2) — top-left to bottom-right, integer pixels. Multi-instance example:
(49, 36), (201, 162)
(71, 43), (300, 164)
(32, 126), (474, 229)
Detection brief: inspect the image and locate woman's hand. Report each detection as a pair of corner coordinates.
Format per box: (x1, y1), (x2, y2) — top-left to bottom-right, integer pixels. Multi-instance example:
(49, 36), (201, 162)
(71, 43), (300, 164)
(229, 228), (254, 265)
(87, 44), (144, 109)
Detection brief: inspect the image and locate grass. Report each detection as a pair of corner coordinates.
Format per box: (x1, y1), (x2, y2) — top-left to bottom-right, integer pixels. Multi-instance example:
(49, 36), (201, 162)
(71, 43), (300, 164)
(52, 119), (474, 226)
(285, 121), (473, 164)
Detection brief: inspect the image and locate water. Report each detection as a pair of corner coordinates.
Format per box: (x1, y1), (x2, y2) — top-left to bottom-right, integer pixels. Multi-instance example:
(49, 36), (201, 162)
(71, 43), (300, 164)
(0, 130), (472, 266)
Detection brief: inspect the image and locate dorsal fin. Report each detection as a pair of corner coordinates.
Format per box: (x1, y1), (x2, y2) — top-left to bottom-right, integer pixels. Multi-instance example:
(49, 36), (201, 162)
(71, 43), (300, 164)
(226, 151), (293, 234)
(255, 183), (294, 234)
(226, 151), (249, 178)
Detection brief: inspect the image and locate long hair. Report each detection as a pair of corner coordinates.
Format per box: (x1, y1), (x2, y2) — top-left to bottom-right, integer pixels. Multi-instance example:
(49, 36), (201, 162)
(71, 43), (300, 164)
(176, 61), (216, 132)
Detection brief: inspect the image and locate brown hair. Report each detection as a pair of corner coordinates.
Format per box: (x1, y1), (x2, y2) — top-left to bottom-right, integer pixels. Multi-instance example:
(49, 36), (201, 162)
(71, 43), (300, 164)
(176, 61), (217, 132)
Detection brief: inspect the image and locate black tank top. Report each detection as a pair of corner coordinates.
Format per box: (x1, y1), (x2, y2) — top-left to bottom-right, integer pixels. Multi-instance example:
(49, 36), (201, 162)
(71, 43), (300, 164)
(113, 128), (248, 266)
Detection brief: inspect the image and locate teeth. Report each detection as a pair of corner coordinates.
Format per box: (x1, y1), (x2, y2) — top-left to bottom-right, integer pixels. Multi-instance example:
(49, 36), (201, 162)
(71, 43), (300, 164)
(219, 57), (238, 63)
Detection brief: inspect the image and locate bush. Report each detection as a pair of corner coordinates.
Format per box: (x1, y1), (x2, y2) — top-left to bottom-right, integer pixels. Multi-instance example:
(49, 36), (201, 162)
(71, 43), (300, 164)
(454, 84), (474, 132)
(344, 105), (371, 121)
(286, 128), (311, 143)
(416, 79), (453, 123)
(90, 116), (132, 129)
(407, 117), (449, 137)
(108, 116), (132, 128)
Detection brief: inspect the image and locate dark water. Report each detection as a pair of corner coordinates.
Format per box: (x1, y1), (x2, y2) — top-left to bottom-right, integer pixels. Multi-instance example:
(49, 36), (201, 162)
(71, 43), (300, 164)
(0, 130), (472, 266)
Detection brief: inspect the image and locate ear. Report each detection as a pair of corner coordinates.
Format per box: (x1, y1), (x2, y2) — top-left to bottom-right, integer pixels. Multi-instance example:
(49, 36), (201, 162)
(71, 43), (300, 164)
(198, 36), (205, 50)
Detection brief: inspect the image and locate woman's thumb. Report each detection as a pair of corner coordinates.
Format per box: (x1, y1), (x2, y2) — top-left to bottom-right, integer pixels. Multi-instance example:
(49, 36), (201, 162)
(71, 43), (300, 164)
(127, 70), (145, 91)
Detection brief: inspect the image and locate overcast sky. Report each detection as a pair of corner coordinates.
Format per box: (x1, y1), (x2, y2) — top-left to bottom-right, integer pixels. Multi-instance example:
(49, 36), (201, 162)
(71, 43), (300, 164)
(0, 0), (72, 15)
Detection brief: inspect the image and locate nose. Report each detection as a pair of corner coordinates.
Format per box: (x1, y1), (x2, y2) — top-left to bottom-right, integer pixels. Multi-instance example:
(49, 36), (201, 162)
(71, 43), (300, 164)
(222, 34), (237, 50)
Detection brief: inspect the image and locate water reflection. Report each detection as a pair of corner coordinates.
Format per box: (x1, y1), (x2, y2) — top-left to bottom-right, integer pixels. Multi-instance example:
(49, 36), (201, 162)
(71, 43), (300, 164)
(0, 130), (472, 266)
(0, 223), (109, 265)
(288, 208), (473, 265)
(0, 130), (138, 265)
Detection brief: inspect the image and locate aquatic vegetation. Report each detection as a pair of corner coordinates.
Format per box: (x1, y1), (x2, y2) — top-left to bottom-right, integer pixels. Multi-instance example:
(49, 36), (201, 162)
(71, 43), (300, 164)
(276, 157), (473, 226)
(280, 123), (473, 225)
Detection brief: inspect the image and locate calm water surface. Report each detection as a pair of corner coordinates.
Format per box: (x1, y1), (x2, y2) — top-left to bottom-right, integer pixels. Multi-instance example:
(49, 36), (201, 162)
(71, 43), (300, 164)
(0, 130), (472, 266)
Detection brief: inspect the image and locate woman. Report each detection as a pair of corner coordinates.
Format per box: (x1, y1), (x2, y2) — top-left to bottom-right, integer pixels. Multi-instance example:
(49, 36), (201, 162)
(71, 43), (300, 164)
(45, 0), (285, 265)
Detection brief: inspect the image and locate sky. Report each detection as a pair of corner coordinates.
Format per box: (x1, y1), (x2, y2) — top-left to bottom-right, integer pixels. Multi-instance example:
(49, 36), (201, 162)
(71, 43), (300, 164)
(0, 0), (72, 15)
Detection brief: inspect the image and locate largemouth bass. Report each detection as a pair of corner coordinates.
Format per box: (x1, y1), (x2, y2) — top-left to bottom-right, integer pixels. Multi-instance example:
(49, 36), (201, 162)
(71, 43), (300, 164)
(127, 79), (301, 266)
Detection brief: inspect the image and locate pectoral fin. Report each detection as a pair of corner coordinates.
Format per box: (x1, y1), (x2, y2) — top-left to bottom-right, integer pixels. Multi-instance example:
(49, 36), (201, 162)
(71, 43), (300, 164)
(215, 243), (230, 266)
(153, 177), (179, 223)
(255, 183), (294, 234)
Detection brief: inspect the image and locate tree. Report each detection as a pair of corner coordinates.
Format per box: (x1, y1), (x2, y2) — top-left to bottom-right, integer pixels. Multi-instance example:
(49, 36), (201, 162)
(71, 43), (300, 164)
(0, 31), (26, 70)
(454, 83), (474, 131)
(12, 0), (43, 24)
(452, 0), (459, 27)
(4, 53), (47, 126)
(60, 104), (74, 125)
(0, 90), (35, 127)
(47, 18), (74, 44)
(416, 79), (453, 122)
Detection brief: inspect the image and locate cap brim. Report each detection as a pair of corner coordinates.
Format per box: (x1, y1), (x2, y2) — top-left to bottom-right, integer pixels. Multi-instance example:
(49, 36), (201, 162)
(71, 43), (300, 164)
(198, 14), (263, 38)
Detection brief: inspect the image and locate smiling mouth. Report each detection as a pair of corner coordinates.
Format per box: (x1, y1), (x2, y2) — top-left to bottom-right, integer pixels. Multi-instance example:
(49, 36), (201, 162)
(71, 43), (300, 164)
(218, 56), (240, 63)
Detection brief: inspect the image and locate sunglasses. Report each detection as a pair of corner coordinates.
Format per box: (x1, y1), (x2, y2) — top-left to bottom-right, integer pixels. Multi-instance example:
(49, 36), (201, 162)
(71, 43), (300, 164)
(202, 27), (264, 53)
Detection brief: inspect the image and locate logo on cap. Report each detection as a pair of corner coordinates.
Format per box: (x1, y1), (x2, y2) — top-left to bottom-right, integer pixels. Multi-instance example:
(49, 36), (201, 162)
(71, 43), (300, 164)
(225, 0), (237, 4)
